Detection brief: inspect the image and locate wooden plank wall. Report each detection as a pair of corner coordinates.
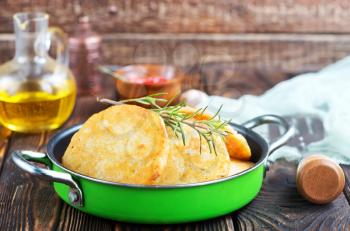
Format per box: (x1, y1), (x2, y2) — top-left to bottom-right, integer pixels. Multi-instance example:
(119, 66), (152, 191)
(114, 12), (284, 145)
(2, 0), (350, 34)
(1, 0), (350, 95)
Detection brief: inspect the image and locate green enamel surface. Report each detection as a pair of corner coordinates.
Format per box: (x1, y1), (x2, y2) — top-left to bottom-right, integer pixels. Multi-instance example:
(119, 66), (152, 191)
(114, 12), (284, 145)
(53, 164), (264, 224)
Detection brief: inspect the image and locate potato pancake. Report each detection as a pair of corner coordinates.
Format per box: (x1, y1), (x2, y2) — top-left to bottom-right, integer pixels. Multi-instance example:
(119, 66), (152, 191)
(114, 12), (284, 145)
(62, 104), (169, 185)
(157, 125), (231, 185)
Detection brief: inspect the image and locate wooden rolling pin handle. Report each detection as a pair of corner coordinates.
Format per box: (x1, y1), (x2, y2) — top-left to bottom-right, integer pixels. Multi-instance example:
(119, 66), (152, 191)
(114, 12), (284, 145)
(296, 154), (345, 204)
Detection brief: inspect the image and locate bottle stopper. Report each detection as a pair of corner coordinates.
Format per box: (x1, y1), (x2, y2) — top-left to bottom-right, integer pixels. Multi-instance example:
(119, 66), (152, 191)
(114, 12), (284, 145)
(296, 154), (345, 204)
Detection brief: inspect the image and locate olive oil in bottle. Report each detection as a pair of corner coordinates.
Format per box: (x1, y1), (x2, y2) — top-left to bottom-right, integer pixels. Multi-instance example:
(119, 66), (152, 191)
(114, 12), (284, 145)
(0, 80), (76, 133)
(0, 12), (77, 133)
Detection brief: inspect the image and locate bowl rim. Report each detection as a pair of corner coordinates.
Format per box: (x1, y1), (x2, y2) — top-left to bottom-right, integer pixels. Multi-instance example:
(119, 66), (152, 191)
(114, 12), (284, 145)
(113, 64), (186, 86)
(47, 123), (268, 189)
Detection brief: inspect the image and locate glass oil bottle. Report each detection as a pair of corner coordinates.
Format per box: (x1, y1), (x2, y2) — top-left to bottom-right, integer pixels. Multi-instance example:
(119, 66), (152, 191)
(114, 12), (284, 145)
(0, 12), (76, 133)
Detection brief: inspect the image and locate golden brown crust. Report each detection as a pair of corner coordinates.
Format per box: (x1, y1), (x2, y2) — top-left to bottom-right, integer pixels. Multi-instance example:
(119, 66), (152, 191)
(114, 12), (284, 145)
(157, 125), (231, 185)
(62, 104), (168, 185)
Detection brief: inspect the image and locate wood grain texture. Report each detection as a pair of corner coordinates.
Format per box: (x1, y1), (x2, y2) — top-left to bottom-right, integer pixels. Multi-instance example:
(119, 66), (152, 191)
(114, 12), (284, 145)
(2, 0), (350, 34)
(234, 162), (350, 231)
(100, 33), (350, 73)
(342, 165), (350, 205)
(2, 32), (349, 69)
(99, 33), (350, 96)
(57, 204), (114, 231)
(0, 127), (11, 173)
(2, 32), (350, 96)
(0, 132), (62, 231)
(113, 215), (235, 231)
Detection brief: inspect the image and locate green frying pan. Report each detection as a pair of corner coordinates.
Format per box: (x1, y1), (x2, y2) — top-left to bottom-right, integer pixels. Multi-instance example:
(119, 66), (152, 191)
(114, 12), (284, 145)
(12, 114), (294, 224)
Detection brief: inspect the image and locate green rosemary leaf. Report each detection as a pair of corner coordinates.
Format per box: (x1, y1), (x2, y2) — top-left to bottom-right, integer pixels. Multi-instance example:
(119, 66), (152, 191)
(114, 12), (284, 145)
(210, 131), (218, 156)
(209, 104), (223, 121)
(164, 93), (180, 107)
(98, 95), (229, 155)
(195, 128), (203, 154)
(177, 121), (186, 146)
(133, 100), (152, 105)
(183, 107), (203, 120)
(199, 133), (210, 153)
(199, 106), (208, 116)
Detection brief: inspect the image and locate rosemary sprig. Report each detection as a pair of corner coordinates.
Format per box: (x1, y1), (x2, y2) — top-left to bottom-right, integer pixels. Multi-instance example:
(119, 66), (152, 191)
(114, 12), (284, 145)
(98, 95), (231, 155)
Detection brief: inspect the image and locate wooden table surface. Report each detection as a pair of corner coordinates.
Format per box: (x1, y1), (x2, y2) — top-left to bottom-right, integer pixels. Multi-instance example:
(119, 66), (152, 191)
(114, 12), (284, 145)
(0, 80), (349, 231)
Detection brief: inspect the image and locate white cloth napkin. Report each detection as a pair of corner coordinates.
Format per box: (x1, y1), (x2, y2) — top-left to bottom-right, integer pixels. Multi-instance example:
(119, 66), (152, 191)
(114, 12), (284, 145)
(193, 57), (350, 164)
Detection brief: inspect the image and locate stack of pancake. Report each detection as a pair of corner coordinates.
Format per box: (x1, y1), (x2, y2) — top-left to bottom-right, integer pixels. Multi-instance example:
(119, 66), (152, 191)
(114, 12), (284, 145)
(63, 104), (253, 185)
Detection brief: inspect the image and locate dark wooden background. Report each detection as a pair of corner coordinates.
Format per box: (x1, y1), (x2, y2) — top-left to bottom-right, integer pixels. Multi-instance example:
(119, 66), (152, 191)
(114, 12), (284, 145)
(1, 1), (350, 230)
(1, 1), (350, 96)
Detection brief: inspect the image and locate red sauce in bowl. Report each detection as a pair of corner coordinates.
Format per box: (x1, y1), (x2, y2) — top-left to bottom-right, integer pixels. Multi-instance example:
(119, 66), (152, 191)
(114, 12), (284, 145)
(113, 65), (184, 106)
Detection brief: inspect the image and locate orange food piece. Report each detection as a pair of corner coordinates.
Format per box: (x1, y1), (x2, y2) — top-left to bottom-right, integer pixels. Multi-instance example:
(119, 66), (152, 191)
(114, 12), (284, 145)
(180, 106), (252, 161)
(179, 106), (212, 120)
(224, 128), (251, 161)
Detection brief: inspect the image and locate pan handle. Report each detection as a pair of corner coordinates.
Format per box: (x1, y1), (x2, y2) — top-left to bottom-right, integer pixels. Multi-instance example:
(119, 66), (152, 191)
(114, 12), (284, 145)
(242, 115), (295, 155)
(11, 150), (83, 207)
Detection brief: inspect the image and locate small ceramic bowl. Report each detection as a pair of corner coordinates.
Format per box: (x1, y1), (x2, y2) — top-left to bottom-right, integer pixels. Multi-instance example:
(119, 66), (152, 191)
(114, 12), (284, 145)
(114, 64), (184, 105)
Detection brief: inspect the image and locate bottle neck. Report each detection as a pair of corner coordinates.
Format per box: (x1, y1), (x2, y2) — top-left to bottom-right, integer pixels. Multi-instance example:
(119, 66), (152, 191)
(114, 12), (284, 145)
(14, 30), (49, 62)
(15, 32), (47, 61)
